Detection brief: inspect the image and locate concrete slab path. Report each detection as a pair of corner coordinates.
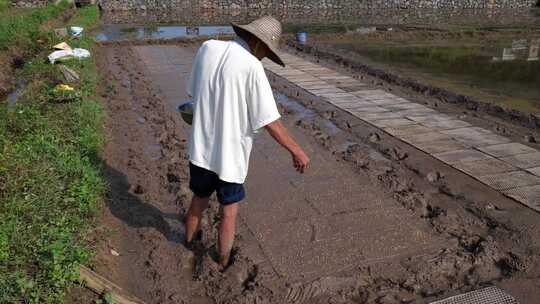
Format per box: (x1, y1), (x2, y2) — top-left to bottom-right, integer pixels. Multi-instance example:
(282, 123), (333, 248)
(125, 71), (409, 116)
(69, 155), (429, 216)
(263, 54), (540, 213)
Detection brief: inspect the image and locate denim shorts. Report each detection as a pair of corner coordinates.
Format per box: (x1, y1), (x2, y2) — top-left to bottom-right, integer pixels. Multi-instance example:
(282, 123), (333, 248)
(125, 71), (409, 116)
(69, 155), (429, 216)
(189, 162), (245, 205)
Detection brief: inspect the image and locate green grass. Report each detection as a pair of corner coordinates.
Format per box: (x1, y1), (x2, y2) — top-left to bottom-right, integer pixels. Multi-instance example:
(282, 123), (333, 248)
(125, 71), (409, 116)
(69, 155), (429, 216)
(0, 0), (9, 13)
(0, 1), (71, 51)
(0, 5), (104, 303)
(284, 23), (352, 34)
(68, 4), (99, 29)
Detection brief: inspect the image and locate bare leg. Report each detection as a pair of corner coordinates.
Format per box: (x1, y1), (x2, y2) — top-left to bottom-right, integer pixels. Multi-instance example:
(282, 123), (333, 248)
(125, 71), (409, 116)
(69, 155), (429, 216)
(218, 202), (240, 267)
(185, 195), (210, 245)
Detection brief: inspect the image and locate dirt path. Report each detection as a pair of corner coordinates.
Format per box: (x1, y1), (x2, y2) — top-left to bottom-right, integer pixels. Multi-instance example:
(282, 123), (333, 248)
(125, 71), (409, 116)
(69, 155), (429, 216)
(93, 43), (540, 304)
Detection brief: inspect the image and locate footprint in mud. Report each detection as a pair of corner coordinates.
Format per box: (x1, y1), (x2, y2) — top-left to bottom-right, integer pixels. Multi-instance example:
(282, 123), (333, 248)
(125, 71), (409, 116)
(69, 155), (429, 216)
(144, 143), (163, 161)
(191, 244), (244, 280)
(285, 277), (358, 303)
(131, 184), (144, 194)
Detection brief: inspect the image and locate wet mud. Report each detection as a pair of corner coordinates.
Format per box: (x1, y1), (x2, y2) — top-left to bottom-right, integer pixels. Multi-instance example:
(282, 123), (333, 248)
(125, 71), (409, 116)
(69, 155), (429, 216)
(92, 43), (540, 304)
(270, 72), (540, 303)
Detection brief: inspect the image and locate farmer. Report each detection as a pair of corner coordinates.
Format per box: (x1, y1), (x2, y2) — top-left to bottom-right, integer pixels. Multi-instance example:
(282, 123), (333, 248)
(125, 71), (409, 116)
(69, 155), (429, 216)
(184, 16), (310, 267)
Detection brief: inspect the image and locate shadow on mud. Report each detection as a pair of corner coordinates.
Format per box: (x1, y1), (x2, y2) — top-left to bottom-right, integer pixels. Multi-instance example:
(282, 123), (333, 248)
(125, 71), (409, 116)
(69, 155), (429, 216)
(102, 162), (185, 244)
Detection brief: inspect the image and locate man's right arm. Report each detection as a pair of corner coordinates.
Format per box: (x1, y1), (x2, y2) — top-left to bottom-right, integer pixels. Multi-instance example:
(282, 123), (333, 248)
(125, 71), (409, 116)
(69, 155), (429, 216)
(264, 119), (310, 173)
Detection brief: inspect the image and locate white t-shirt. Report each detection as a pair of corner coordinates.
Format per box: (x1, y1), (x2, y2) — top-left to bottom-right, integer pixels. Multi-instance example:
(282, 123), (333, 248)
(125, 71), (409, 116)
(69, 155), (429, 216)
(187, 39), (281, 184)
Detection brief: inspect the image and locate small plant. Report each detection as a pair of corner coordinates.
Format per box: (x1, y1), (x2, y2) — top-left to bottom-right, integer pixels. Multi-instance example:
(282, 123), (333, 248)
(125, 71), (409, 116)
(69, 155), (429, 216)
(95, 292), (116, 304)
(104, 292), (116, 304)
(49, 84), (82, 103)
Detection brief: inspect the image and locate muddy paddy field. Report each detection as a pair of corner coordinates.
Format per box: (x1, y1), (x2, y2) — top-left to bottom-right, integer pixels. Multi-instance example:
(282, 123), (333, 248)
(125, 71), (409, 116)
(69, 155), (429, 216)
(70, 10), (540, 304)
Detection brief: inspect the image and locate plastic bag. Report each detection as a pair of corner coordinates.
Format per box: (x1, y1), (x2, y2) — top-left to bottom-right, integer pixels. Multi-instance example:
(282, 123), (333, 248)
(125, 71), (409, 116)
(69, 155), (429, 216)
(70, 26), (84, 37)
(48, 48), (91, 64)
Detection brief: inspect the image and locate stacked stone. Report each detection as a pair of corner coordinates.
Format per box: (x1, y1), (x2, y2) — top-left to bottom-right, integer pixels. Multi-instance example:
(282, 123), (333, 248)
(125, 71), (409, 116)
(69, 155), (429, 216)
(98, 0), (537, 11)
(11, 0), (50, 7)
(100, 3), (538, 28)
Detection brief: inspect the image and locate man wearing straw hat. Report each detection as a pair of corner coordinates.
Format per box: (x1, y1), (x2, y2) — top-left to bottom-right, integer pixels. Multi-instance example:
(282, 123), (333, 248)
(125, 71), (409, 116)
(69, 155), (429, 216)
(184, 16), (310, 268)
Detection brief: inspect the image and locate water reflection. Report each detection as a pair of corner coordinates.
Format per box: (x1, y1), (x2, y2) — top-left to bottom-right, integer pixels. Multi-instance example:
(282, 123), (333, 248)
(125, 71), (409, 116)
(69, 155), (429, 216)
(95, 25), (234, 41)
(493, 39), (539, 61)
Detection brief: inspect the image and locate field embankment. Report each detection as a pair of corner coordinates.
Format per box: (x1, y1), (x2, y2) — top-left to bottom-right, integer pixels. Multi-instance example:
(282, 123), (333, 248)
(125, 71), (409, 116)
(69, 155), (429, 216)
(0, 3), (104, 303)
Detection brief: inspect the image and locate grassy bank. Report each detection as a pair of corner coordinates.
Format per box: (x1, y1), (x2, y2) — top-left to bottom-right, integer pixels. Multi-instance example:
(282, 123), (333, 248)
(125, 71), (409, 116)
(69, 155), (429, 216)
(0, 0), (8, 13)
(0, 4), (103, 303)
(0, 1), (72, 51)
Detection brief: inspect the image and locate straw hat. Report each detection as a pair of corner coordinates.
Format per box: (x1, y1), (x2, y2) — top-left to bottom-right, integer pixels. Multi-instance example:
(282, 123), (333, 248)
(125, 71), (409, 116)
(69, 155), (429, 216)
(231, 16), (285, 67)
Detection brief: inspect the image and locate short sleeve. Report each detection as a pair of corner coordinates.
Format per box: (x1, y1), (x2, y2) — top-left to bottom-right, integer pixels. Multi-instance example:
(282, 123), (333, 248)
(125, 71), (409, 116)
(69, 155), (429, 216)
(247, 64), (281, 132)
(187, 43), (206, 97)
(186, 58), (196, 97)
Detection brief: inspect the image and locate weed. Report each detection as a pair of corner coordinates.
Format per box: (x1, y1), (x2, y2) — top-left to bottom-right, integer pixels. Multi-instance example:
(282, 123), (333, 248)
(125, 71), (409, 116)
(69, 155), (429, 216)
(68, 5), (100, 29)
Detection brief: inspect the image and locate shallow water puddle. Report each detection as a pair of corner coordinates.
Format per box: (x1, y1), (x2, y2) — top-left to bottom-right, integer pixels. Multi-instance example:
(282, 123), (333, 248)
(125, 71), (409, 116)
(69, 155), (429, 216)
(6, 80), (26, 108)
(95, 24), (234, 41)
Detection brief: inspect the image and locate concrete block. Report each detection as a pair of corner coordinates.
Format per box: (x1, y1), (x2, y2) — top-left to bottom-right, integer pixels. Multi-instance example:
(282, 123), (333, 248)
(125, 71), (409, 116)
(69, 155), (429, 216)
(384, 124), (434, 137)
(478, 143), (538, 158)
(453, 158), (518, 177)
(412, 139), (470, 154)
(400, 131), (454, 144)
(477, 171), (540, 190)
(348, 106), (390, 114)
(385, 103), (430, 111)
(420, 119), (471, 130)
(367, 98), (410, 106)
(406, 114), (453, 124)
(504, 185), (540, 211)
(442, 127), (511, 147)
(500, 152), (540, 169)
(371, 118), (417, 128)
(354, 111), (405, 121)
(306, 88), (346, 95)
(391, 108), (437, 116)
(434, 149), (493, 164)
(319, 75), (353, 80)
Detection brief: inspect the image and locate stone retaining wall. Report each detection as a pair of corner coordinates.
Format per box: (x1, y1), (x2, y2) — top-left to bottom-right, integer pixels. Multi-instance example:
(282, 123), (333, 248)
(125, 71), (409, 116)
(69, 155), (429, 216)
(11, 0), (50, 7)
(100, 7), (540, 26)
(10, 0), (538, 10)
(98, 0), (537, 11)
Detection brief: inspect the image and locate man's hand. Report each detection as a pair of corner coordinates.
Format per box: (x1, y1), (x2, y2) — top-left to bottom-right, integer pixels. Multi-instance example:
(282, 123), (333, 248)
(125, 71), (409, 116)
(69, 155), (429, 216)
(292, 148), (310, 173)
(264, 120), (310, 173)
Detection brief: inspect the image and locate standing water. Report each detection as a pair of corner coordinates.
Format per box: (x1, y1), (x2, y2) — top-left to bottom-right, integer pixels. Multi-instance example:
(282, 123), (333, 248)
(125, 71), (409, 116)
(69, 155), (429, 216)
(6, 80), (25, 108)
(95, 25), (234, 41)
